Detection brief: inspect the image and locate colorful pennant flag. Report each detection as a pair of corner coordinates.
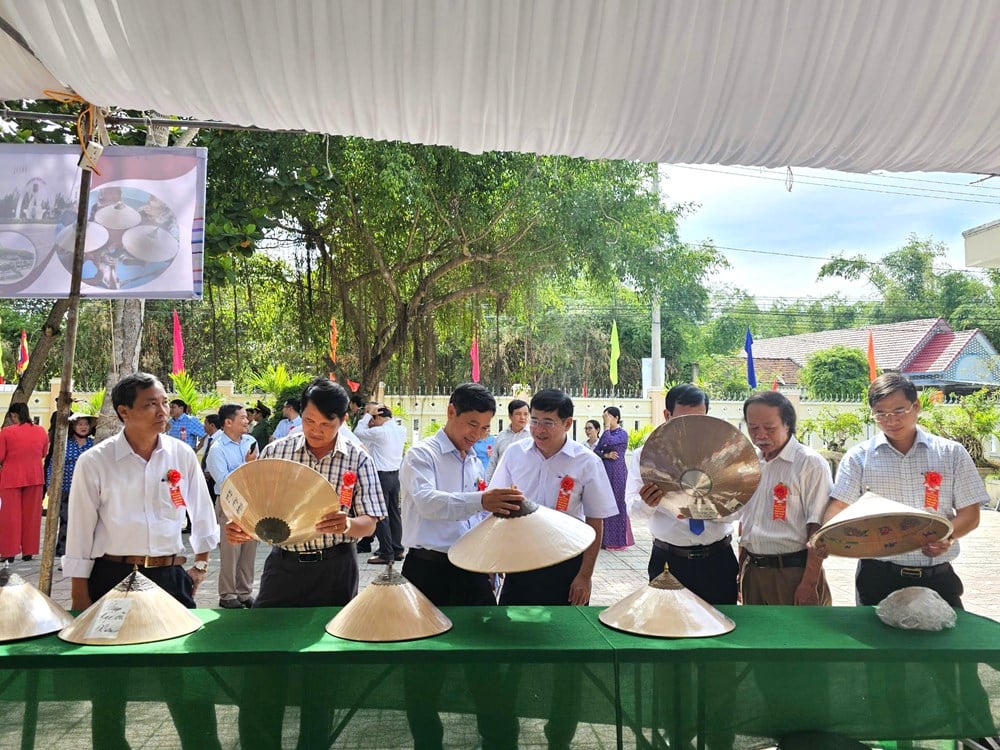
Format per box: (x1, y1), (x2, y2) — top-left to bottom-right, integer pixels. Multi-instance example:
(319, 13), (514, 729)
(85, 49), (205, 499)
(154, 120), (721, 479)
(346, 379), (360, 393)
(771, 378), (779, 391)
(867, 330), (877, 383)
(329, 317), (338, 365)
(744, 328), (757, 388)
(609, 320), (620, 386)
(171, 309), (185, 375)
(470, 336), (480, 383)
(16, 330), (29, 376)
(582, 382), (588, 398)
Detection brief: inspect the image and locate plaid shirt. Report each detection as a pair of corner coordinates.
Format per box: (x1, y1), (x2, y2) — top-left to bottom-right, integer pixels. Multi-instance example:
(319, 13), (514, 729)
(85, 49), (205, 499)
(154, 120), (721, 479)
(259, 431), (386, 552)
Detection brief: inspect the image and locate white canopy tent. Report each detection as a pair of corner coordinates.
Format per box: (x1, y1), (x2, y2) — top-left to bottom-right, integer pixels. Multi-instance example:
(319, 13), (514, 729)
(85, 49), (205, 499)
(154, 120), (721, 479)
(2, 0), (1000, 174)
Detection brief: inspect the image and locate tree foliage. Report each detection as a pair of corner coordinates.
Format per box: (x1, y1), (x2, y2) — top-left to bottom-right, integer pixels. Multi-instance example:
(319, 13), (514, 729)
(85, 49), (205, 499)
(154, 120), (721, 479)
(799, 346), (870, 399)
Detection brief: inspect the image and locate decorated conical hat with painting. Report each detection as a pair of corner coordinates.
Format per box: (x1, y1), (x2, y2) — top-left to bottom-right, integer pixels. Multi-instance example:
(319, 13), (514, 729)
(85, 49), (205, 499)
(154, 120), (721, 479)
(599, 565), (735, 638)
(326, 564), (451, 642)
(809, 491), (952, 558)
(0, 567), (73, 642)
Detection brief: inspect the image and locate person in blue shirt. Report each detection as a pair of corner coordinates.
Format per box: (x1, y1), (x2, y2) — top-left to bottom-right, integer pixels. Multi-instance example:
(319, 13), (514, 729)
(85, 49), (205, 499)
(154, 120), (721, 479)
(269, 398), (302, 442)
(167, 399), (205, 450)
(47, 412), (95, 558)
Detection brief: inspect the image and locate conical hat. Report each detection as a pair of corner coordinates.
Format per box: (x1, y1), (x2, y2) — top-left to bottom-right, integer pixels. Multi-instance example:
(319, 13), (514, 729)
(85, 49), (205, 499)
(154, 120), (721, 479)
(326, 564), (452, 642)
(598, 566), (735, 638)
(59, 571), (202, 645)
(447, 500), (596, 573)
(809, 491), (953, 558)
(0, 568), (73, 642)
(219, 458), (340, 545)
(94, 201), (142, 230)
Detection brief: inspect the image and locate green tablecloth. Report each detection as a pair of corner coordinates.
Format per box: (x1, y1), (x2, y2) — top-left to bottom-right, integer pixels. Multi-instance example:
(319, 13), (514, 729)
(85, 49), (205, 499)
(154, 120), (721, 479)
(1, 605), (998, 748)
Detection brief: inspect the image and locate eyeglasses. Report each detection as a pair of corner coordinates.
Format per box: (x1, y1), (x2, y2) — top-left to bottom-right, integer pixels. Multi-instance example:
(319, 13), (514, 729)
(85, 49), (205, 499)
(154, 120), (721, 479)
(871, 404), (916, 422)
(529, 417), (561, 429)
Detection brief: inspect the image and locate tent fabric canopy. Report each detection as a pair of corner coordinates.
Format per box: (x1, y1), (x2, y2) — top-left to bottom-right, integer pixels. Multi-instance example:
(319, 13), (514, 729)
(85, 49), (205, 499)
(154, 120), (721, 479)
(2, 0), (1000, 173)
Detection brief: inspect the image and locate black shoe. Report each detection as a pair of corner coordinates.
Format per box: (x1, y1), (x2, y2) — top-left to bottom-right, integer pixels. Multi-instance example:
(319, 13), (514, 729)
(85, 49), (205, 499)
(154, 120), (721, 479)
(239, 597), (255, 609)
(219, 599), (244, 609)
(367, 555), (391, 565)
(395, 552), (405, 561)
(356, 543), (372, 553)
(21, 555), (32, 561)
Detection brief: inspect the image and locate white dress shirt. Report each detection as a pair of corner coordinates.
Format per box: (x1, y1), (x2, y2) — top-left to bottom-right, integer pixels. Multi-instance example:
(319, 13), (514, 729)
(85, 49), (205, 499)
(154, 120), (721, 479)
(832, 427), (987, 566)
(485, 426), (532, 481)
(738, 435), (832, 555)
(401, 429), (488, 553)
(626, 445), (736, 545)
(63, 431), (220, 578)
(490, 437), (617, 522)
(354, 413), (405, 471)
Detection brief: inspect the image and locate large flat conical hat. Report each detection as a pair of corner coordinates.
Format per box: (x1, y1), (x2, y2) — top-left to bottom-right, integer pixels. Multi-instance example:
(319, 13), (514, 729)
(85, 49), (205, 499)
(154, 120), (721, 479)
(122, 225), (178, 262)
(640, 415), (760, 520)
(326, 565), (452, 642)
(447, 500), (596, 573)
(599, 566), (735, 638)
(0, 568), (73, 642)
(93, 201), (141, 230)
(810, 491), (953, 558)
(220, 458), (339, 546)
(59, 571), (202, 645)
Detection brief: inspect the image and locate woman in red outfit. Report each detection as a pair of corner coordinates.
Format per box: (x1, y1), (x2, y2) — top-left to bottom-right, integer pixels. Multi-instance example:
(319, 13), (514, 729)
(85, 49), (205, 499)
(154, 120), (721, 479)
(0, 403), (49, 562)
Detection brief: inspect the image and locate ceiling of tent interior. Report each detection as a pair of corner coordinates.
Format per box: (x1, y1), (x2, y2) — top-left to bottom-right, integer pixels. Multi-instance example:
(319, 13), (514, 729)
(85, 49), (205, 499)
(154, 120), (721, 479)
(2, 0), (1000, 173)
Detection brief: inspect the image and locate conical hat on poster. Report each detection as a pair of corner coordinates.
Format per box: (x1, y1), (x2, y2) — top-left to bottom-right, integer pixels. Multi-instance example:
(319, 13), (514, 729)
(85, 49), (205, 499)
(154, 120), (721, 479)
(447, 500), (596, 573)
(640, 414), (760, 521)
(809, 491), (953, 558)
(93, 201), (142, 230)
(122, 225), (178, 262)
(326, 564), (452, 642)
(598, 565), (735, 638)
(56, 222), (109, 254)
(59, 570), (202, 645)
(0, 567), (74, 642)
(219, 458), (340, 546)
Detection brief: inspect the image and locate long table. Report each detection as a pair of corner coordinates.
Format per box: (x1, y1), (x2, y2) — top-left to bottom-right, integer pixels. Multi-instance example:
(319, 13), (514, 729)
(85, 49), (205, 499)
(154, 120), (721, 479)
(1, 605), (998, 749)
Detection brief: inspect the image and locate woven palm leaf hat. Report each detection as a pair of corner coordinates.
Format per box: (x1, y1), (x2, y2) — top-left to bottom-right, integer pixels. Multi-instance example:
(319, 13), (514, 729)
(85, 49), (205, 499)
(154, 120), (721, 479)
(326, 562), (452, 642)
(0, 567), (73, 642)
(59, 570), (202, 645)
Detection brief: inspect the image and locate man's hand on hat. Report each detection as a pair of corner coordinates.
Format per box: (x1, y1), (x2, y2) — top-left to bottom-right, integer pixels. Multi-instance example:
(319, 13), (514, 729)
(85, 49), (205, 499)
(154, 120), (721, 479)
(482, 486), (525, 515)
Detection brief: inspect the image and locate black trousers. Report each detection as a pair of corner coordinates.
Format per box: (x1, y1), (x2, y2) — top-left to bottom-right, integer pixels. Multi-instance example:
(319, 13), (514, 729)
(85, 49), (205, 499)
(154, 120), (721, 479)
(856, 558), (965, 608)
(86, 558), (219, 750)
(647, 543), (739, 605)
(373, 469), (404, 559)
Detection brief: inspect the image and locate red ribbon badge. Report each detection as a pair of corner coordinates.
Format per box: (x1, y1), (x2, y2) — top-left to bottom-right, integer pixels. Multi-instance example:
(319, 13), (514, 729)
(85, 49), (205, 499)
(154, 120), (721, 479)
(477, 478), (487, 491)
(340, 471), (357, 510)
(772, 482), (788, 521)
(166, 469), (185, 508)
(556, 476), (574, 512)
(924, 471), (942, 511)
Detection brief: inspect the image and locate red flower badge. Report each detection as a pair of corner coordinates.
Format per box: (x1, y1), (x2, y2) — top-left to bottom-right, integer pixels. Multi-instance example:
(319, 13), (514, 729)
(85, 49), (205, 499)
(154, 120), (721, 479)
(339, 471), (357, 509)
(772, 482), (788, 521)
(166, 469), (182, 485)
(477, 478), (487, 491)
(165, 468), (185, 508)
(556, 476), (575, 512)
(924, 470), (942, 511)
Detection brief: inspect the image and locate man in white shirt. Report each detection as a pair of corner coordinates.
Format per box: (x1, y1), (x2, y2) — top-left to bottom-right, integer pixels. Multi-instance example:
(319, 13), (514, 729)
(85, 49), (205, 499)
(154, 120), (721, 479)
(485, 398), (531, 481)
(206, 403), (259, 608)
(269, 397), (302, 442)
(64, 372), (220, 750)
(627, 384), (739, 604)
(401, 382), (524, 750)
(739, 391), (832, 606)
(355, 403), (407, 564)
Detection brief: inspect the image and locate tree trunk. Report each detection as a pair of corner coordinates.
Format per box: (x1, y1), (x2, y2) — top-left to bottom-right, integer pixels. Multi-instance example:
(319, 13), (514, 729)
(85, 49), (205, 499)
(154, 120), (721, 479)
(8, 298), (72, 407)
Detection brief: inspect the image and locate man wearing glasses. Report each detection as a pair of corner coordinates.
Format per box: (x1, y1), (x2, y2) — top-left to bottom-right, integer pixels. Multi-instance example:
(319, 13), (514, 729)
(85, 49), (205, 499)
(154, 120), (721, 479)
(822, 372), (984, 607)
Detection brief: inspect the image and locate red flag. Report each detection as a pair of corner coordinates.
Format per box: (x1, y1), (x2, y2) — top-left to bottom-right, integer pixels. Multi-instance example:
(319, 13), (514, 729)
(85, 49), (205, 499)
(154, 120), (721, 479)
(867, 330), (877, 382)
(171, 309), (185, 375)
(470, 336), (480, 383)
(16, 330), (29, 376)
(582, 382), (588, 398)
(771, 378), (779, 391)
(346, 379), (360, 392)
(329, 317), (338, 365)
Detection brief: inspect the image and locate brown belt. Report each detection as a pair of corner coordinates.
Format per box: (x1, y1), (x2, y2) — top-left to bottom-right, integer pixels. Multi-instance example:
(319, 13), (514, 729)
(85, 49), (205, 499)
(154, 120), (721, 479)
(101, 554), (187, 568)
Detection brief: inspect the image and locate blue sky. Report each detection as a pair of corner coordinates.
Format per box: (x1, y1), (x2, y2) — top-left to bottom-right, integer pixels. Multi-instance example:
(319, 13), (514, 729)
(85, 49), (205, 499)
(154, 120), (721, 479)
(659, 166), (1000, 303)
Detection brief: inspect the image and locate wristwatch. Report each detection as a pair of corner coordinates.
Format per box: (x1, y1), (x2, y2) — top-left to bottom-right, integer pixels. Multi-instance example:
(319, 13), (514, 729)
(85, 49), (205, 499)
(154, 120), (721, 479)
(192, 560), (209, 572)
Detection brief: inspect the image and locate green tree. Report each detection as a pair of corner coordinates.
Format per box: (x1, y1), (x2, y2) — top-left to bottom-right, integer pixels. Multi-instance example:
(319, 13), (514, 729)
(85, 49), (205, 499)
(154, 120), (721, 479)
(799, 346), (870, 399)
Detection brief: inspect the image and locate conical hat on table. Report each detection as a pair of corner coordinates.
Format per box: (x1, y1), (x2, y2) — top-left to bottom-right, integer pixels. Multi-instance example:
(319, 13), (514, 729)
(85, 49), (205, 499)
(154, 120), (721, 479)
(0, 567), (73, 642)
(447, 500), (596, 573)
(59, 570), (202, 645)
(639, 414), (760, 521)
(809, 491), (953, 558)
(326, 564), (452, 642)
(219, 458), (340, 546)
(598, 565), (735, 638)
(122, 225), (178, 262)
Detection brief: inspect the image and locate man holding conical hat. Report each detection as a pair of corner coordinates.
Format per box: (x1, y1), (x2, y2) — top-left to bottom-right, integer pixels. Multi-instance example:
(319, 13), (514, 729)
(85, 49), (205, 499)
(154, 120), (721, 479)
(822, 372), (985, 607)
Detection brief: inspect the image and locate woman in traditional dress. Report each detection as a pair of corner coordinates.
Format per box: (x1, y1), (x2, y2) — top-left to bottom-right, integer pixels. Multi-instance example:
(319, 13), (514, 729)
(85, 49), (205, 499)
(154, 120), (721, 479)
(594, 406), (633, 550)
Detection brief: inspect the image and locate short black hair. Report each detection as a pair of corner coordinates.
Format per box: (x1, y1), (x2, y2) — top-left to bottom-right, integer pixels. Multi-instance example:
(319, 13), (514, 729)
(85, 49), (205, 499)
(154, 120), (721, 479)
(6, 402), (30, 424)
(743, 391), (796, 434)
(507, 399), (529, 417)
(112, 372), (162, 422)
(300, 378), (349, 420)
(530, 388), (574, 419)
(868, 372), (917, 407)
(204, 414), (222, 429)
(283, 397), (301, 413)
(350, 394), (368, 408)
(218, 403), (246, 424)
(169, 398), (188, 410)
(665, 383), (709, 415)
(603, 406), (622, 422)
(450, 383), (497, 415)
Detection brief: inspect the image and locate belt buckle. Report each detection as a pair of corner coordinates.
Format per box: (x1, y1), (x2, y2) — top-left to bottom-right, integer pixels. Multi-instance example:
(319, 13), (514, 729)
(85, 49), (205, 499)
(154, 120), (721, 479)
(900, 566), (923, 578)
(143, 555), (154, 568)
(298, 551), (322, 563)
(687, 548), (710, 560)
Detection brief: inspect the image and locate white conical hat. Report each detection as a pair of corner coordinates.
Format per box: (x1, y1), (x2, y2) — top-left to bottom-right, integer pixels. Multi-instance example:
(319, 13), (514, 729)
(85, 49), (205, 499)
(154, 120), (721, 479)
(447, 500), (596, 573)
(93, 201), (142, 230)
(599, 566), (735, 638)
(326, 565), (452, 642)
(59, 571), (202, 645)
(810, 490), (953, 558)
(0, 568), (74, 642)
(219, 458), (340, 546)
